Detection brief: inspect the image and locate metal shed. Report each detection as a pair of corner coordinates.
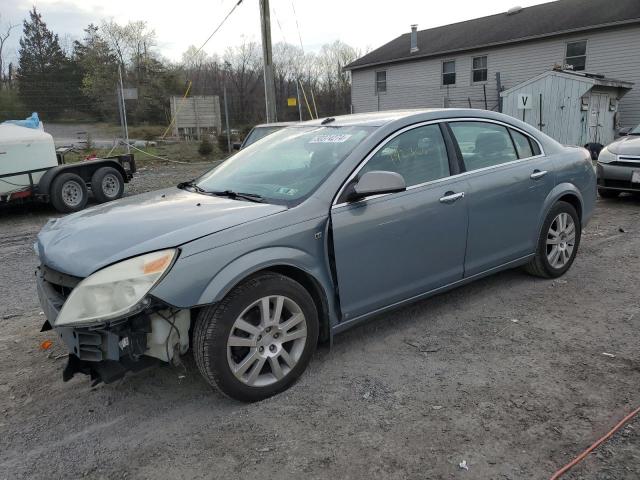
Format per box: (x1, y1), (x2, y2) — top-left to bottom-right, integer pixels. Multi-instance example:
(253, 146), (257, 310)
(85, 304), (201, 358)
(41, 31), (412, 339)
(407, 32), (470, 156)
(501, 69), (633, 146)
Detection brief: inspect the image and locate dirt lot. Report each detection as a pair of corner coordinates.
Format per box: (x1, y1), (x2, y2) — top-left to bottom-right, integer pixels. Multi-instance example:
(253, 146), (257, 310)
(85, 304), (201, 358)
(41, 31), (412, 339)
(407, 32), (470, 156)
(1, 162), (639, 480)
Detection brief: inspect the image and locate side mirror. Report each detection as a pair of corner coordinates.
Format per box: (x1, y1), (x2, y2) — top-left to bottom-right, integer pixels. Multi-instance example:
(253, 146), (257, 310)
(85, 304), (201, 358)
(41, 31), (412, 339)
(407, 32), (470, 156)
(232, 142), (242, 150)
(617, 127), (632, 137)
(347, 170), (406, 202)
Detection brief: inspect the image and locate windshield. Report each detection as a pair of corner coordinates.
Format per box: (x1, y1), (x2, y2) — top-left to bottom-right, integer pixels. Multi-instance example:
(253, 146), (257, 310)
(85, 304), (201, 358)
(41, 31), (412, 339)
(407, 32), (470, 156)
(630, 124), (640, 135)
(242, 126), (285, 148)
(196, 126), (374, 205)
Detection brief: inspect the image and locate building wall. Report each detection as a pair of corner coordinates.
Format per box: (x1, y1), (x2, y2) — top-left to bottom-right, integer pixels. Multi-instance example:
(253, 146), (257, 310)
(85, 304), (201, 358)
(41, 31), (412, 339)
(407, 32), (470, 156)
(351, 25), (640, 127)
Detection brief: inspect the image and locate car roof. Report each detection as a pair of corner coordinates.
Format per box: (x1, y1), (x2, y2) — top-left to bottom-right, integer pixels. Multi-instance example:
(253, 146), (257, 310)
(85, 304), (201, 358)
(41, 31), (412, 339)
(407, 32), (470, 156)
(252, 122), (299, 128)
(294, 109), (510, 128)
(255, 109), (536, 129)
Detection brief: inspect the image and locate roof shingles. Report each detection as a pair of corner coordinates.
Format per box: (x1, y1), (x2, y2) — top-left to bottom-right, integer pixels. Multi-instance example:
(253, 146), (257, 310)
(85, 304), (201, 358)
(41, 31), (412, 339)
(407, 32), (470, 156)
(345, 0), (640, 70)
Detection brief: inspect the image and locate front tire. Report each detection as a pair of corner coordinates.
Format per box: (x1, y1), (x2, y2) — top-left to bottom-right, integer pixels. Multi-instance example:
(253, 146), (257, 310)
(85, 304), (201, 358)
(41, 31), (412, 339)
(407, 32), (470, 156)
(524, 201), (581, 278)
(193, 272), (319, 402)
(50, 172), (88, 213)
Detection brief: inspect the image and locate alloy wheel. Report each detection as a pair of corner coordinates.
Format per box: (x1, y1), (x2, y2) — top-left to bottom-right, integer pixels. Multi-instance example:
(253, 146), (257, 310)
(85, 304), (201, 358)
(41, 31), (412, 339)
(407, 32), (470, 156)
(546, 212), (576, 269)
(227, 295), (307, 387)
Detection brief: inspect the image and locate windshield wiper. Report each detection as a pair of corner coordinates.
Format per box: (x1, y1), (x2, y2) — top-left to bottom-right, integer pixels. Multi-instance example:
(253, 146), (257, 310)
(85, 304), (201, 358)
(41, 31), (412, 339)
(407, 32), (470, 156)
(177, 180), (206, 193)
(209, 190), (265, 203)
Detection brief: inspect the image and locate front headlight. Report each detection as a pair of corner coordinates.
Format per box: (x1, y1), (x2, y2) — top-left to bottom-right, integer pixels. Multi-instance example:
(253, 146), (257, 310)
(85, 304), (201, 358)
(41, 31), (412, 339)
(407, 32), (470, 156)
(55, 249), (177, 326)
(597, 147), (617, 164)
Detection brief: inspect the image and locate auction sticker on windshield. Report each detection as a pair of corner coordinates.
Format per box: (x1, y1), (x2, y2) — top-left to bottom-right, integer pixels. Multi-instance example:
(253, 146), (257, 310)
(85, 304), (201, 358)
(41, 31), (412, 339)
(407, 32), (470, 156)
(309, 134), (352, 143)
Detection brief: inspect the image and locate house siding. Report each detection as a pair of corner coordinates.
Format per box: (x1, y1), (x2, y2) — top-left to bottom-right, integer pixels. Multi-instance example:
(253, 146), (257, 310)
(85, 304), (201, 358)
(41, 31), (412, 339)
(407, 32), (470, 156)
(351, 25), (640, 127)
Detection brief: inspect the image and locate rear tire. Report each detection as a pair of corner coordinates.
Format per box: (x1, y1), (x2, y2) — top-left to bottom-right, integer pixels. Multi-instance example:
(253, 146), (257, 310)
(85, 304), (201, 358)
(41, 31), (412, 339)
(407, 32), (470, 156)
(50, 172), (88, 213)
(193, 272), (318, 402)
(524, 201), (581, 278)
(598, 188), (620, 199)
(91, 167), (124, 203)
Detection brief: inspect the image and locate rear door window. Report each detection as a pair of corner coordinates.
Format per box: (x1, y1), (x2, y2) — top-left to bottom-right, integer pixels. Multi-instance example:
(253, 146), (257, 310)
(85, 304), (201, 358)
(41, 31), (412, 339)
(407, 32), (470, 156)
(510, 129), (535, 159)
(360, 124), (450, 187)
(449, 122), (518, 171)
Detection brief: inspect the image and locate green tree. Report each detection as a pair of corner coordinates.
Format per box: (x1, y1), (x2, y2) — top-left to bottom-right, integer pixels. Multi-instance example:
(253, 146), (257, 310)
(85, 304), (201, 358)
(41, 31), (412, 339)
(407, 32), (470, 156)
(17, 7), (76, 118)
(73, 24), (119, 120)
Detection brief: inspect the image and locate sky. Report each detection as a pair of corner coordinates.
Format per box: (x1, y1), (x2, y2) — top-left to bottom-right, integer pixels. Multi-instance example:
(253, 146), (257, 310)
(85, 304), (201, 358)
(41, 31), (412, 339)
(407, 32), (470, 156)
(1, 0), (554, 64)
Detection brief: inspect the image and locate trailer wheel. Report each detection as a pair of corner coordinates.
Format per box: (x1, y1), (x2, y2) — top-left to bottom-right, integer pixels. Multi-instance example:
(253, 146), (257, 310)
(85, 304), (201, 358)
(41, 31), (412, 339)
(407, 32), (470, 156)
(91, 167), (124, 203)
(50, 172), (88, 213)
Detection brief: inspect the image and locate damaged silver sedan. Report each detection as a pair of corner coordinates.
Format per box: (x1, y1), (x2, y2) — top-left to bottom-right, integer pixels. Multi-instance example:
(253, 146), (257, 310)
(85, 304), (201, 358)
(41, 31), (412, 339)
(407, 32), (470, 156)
(35, 109), (596, 401)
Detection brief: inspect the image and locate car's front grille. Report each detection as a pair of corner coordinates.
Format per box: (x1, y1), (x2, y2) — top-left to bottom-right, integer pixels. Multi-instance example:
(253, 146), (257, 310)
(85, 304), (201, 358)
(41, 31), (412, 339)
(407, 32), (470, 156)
(613, 155), (640, 168)
(73, 331), (104, 361)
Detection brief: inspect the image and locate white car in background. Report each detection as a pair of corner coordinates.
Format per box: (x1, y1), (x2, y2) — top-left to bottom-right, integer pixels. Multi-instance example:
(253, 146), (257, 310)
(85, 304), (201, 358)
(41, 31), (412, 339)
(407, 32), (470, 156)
(596, 124), (640, 198)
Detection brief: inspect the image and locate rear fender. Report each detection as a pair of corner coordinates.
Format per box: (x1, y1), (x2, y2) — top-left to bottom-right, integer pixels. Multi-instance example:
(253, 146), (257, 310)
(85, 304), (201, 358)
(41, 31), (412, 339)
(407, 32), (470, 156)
(536, 183), (584, 239)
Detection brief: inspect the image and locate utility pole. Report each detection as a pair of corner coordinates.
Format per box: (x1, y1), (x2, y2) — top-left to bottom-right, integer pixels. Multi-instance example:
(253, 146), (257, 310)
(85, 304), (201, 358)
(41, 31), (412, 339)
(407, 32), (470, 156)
(259, 0), (277, 122)
(224, 61), (232, 153)
(295, 81), (302, 121)
(118, 65), (130, 153)
(223, 86), (231, 152)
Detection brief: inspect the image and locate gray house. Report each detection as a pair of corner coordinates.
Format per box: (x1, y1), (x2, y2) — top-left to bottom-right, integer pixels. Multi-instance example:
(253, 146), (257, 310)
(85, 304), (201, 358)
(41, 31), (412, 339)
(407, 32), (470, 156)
(345, 0), (640, 129)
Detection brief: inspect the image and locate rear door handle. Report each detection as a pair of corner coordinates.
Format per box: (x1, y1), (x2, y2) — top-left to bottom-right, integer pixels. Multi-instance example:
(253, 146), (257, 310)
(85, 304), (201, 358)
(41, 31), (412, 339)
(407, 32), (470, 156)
(439, 191), (465, 204)
(530, 170), (548, 180)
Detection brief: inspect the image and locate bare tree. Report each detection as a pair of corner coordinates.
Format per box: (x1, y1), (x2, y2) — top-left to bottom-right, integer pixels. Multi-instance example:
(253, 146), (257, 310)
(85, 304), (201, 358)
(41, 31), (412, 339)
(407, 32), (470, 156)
(0, 14), (18, 86)
(224, 38), (262, 124)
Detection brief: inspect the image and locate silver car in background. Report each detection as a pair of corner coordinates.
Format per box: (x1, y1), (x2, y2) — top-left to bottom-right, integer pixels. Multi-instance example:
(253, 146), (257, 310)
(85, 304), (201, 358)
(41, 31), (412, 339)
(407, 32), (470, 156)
(597, 124), (640, 197)
(35, 109), (596, 402)
(237, 122), (297, 149)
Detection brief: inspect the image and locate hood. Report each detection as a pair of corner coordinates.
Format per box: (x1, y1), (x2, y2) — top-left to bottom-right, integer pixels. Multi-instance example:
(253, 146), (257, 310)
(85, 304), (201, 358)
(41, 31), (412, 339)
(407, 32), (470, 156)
(37, 187), (287, 277)
(608, 135), (640, 155)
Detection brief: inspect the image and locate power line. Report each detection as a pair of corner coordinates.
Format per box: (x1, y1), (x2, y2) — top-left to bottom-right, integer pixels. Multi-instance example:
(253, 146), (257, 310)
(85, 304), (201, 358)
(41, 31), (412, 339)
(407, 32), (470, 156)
(190, 0), (245, 60)
(290, 1), (305, 54)
(161, 0), (245, 137)
(271, 5), (288, 44)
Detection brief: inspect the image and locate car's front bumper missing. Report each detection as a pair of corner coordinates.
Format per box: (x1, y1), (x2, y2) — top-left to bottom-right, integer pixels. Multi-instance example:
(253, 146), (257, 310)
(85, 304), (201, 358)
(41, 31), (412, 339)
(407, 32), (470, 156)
(36, 267), (165, 384)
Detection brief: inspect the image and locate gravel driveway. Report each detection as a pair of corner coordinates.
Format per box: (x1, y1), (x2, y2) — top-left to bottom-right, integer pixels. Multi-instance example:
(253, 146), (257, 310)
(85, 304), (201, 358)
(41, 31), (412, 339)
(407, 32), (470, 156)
(1, 163), (638, 480)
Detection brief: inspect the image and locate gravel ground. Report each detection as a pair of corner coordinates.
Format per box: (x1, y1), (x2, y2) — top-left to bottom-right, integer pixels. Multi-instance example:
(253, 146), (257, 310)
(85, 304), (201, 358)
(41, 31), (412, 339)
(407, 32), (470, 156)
(0, 162), (639, 480)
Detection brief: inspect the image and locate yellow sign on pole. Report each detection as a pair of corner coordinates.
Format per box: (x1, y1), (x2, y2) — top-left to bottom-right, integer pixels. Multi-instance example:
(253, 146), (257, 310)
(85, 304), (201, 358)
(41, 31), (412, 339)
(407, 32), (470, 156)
(287, 97), (297, 107)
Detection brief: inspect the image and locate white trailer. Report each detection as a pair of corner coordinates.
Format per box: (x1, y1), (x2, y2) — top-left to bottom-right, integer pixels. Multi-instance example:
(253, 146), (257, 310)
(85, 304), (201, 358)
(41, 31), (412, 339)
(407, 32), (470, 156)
(0, 123), (136, 213)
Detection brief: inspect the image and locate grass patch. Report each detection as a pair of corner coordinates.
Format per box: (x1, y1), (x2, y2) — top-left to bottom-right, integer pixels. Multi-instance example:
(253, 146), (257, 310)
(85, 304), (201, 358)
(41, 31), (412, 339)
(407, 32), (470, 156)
(62, 141), (229, 166)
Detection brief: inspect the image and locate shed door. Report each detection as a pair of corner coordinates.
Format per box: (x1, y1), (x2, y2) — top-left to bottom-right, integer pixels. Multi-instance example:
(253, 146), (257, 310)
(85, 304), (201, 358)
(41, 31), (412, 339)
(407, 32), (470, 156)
(588, 93), (610, 145)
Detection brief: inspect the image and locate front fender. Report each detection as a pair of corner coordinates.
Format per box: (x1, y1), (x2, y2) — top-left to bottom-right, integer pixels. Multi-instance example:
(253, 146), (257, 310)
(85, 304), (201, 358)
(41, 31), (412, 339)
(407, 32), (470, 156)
(150, 242), (340, 330)
(197, 246), (332, 305)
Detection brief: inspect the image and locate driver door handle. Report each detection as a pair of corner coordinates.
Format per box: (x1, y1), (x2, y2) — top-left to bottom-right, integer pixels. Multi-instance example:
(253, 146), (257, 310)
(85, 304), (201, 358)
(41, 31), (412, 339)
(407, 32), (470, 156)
(439, 191), (465, 204)
(530, 170), (548, 180)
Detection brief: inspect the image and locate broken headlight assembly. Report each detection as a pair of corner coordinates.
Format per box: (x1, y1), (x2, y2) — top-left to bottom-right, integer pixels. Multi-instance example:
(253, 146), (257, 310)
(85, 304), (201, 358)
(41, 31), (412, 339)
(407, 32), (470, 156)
(55, 249), (177, 326)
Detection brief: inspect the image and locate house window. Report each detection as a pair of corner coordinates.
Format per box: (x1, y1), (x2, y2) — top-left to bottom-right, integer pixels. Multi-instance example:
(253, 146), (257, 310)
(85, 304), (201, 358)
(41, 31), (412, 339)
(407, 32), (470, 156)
(565, 41), (587, 71)
(442, 60), (456, 85)
(472, 56), (488, 82)
(375, 71), (387, 93)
